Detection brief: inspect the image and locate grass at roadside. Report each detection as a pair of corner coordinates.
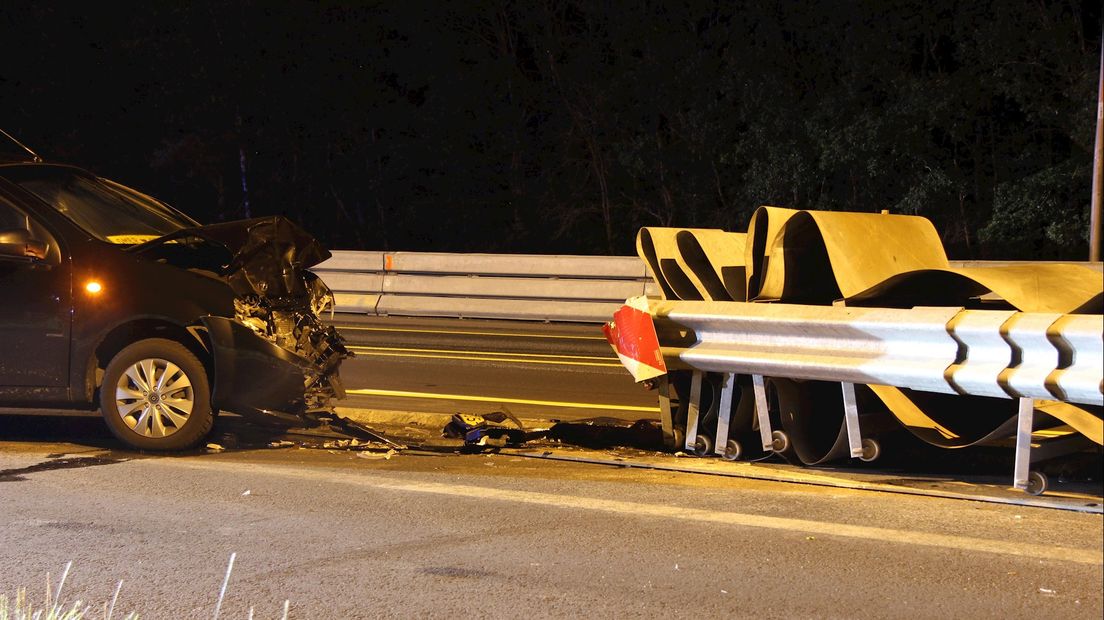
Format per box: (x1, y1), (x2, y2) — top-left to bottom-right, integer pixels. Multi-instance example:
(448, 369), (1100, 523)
(0, 562), (133, 620)
(1, 555), (289, 619)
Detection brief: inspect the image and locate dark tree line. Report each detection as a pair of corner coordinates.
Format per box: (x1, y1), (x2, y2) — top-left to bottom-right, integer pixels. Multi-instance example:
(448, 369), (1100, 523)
(2, 1), (1100, 258)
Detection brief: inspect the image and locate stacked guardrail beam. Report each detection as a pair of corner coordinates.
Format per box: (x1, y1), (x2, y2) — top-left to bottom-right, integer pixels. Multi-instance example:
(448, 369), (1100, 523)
(608, 206), (1103, 494)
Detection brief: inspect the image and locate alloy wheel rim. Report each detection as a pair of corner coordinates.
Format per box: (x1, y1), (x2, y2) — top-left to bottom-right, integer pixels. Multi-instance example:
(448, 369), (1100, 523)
(114, 357), (194, 438)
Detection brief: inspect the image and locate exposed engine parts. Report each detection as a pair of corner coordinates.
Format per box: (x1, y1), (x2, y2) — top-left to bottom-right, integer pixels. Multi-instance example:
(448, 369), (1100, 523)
(234, 290), (351, 411)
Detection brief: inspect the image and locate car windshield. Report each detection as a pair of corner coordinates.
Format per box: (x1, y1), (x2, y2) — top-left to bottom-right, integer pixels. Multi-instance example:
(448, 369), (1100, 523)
(2, 166), (197, 244)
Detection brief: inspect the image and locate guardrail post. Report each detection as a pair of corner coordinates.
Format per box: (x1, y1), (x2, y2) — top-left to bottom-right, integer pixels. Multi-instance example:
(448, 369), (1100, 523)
(713, 373), (736, 456)
(657, 376), (676, 449)
(752, 375), (773, 451)
(841, 382), (864, 458)
(684, 371), (704, 452)
(1013, 397), (1039, 494)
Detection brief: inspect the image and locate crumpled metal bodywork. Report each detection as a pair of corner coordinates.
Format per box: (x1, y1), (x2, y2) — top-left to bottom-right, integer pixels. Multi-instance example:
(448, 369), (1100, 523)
(132, 216), (351, 422)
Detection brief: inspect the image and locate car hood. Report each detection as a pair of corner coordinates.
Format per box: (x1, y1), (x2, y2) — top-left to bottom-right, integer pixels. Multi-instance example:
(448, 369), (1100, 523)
(129, 215), (331, 298)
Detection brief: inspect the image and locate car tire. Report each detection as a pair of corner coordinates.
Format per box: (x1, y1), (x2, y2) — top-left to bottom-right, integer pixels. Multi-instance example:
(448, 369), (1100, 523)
(100, 338), (214, 451)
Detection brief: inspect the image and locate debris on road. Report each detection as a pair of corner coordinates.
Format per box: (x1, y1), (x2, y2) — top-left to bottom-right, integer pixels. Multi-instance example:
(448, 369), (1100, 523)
(356, 449), (397, 460)
(442, 411), (537, 448)
(547, 418), (664, 451)
(435, 414), (669, 453)
(206, 443), (225, 452)
(323, 438), (362, 449)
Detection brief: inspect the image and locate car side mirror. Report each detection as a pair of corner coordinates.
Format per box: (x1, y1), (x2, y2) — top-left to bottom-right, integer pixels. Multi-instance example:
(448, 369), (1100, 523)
(0, 228), (48, 261)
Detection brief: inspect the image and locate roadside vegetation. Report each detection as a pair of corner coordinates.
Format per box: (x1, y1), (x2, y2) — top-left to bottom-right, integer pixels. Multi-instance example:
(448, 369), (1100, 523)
(1, 556), (290, 620)
(0, 562), (133, 620)
(3, 1), (1098, 259)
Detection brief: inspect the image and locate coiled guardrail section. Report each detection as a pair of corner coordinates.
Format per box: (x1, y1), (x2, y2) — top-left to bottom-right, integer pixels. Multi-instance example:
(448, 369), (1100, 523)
(616, 206), (1103, 494)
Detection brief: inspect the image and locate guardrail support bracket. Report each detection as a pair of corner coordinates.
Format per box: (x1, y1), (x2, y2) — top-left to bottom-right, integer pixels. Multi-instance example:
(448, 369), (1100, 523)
(713, 373), (736, 457)
(841, 382), (864, 458)
(1013, 397), (1048, 495)
(657, 376), (676, 450)
(752, 375), (773, 451)
(684, 371), (704, 452)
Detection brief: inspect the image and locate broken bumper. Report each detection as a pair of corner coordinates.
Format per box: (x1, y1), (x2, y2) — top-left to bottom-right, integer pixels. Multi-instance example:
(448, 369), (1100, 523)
(201, 316), (346, 424)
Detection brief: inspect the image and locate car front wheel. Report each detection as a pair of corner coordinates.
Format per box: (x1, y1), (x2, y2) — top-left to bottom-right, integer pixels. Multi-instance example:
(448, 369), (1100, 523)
(100, 338), (214, 450)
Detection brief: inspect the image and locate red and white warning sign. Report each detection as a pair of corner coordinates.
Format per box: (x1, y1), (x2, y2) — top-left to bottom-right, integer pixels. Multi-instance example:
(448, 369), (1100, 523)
(602, 296), (667, 383)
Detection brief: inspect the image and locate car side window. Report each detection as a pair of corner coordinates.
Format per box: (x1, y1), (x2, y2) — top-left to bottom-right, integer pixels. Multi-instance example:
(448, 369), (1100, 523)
(0, 196), (27, 229)
(0, 195), (61, 264)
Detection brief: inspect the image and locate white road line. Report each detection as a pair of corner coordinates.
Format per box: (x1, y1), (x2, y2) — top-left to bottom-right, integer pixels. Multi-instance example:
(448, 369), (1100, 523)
(169, 460), (1102, 566)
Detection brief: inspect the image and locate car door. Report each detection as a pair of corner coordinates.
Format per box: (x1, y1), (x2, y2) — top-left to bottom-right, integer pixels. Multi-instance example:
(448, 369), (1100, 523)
(0, 194), (71, 387)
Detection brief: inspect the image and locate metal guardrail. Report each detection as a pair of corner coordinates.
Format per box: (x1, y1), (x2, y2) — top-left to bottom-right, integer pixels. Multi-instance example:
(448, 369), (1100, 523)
(313, 250), (655, 322)
(633, 297), (1102, 495)
(314, 251), (1100, 323)
(651, 300), (1103, 407)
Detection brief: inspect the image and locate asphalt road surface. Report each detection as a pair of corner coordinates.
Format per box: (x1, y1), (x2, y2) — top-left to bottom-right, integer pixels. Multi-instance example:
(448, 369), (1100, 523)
(332, 315), (659, 421)
(0, 428), (1101, 619)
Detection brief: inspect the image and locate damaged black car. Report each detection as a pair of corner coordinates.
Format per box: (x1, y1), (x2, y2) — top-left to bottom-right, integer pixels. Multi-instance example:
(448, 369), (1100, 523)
(0, 158), (350, 450)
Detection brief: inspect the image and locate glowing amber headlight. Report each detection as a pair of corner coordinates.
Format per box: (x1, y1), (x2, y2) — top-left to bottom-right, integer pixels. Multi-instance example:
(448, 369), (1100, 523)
(84, 280), (103, 294)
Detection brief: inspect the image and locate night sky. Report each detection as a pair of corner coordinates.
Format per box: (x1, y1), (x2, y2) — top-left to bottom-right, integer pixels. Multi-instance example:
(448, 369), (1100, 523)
(2, 1), (1101, 258)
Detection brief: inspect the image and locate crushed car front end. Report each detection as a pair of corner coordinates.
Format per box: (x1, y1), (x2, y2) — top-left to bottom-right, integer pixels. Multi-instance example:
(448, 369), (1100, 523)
(130, 216), (352, 424)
